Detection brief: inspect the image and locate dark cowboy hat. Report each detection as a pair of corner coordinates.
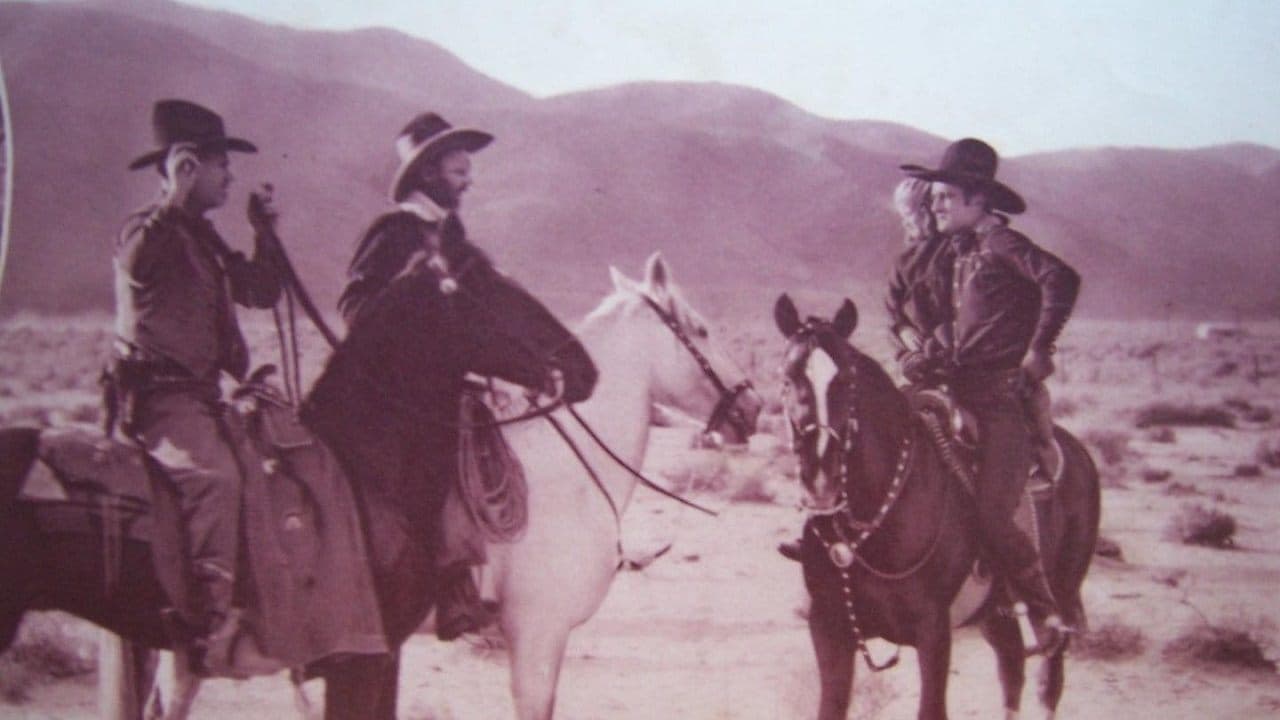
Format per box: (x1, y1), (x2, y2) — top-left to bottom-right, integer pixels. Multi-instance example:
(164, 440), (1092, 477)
(128, 99), (257, 171)
(390, 112), (494, 202)
(900, 138), (1026, 214)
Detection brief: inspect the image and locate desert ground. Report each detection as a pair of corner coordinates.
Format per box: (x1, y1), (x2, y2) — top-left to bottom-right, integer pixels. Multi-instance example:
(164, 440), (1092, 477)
(2, 309), (1279, 719)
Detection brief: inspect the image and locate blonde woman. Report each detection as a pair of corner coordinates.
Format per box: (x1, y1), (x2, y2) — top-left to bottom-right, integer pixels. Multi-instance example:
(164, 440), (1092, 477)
(885, 177), (953, 379)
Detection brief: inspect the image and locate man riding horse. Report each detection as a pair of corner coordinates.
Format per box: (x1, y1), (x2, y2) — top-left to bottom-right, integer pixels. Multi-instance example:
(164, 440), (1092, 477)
(338, 111), (526, 641)
(895, 138), (1081, 652)
(108, 99), (282, 675)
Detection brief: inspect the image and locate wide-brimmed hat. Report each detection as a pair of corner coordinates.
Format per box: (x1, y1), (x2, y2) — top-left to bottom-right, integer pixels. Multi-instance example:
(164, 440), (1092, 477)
(128, 99), (257, 171)
(389, 112), (493, 202)
(900, 138), (1025, 214)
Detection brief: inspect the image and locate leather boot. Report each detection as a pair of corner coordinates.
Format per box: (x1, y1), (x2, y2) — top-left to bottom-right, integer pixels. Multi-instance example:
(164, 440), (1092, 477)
(189, 568), (243, 676)
(436, 566), (496, 641)
(777, 539), (804, 562)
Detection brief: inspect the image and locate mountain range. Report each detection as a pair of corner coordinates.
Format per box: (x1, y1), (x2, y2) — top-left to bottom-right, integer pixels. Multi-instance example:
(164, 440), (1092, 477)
(1, 0), (1277, 321)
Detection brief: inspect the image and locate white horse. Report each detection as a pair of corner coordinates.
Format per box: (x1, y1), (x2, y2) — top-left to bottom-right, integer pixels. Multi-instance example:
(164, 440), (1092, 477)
(106, 252), (761, 720)
(487, 252), (762, 719)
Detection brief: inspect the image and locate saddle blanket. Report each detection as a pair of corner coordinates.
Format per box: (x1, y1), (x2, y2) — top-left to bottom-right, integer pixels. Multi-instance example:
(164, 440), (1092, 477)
(20, 402), (387, 667)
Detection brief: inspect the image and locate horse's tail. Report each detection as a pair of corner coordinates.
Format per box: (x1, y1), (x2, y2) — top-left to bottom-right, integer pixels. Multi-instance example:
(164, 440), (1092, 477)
(0, 426), (41, 651)
(1051, 425), (1101, 631)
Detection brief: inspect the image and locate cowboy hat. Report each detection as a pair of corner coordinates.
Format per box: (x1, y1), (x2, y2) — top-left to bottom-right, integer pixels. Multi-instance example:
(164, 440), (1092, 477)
(389, 112), (493, 202)
(900, 138), (1026, 214)
(128, 99), (257, 171)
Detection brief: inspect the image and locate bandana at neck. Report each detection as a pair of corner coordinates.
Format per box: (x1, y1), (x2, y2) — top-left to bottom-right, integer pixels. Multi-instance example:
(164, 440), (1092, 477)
(398, 191), (450, 224)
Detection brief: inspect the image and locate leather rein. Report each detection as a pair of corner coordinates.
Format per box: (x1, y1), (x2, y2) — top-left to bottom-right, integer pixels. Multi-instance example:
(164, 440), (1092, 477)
(786, 330), (956, 672)
(261, 217), (728, 525)
(549, 294), (758, 525)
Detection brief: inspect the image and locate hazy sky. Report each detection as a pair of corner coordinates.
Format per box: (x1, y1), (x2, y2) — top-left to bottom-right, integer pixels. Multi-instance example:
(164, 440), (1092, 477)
(134, 0), (1280, 153)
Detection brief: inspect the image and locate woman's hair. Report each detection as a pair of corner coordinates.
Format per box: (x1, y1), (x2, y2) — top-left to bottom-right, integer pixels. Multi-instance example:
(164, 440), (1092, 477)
(892, 178), (936, 243)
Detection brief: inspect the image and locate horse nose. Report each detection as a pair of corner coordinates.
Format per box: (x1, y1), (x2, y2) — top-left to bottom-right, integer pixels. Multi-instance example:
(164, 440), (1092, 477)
(718, 386), (763, 445)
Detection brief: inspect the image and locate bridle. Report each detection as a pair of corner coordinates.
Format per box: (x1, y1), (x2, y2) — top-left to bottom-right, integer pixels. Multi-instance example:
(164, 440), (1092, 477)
(782, 323), (856, 514)
(639, 295), (754, 440)
(544, 292), (756, 525)
(783, 323), (957, 672)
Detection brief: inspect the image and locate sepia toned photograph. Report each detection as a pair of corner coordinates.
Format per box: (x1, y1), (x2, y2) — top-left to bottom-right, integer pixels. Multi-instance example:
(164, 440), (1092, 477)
(1, 1), (1278, 718)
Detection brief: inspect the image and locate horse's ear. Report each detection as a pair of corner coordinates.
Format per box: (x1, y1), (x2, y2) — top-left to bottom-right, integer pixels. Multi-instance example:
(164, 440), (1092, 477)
(832, 299), (858, 339)
(774, 294), (801, 338)
(643, 252), (670, 294)
(610, 265), (639, 294)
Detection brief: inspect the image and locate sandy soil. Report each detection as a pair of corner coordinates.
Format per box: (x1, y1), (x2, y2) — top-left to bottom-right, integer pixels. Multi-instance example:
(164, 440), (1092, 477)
(4, 321), (1280, 719)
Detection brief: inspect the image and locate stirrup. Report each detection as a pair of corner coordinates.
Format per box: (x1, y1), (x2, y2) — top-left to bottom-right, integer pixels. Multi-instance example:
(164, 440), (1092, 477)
(1015, 605), (1073, 656)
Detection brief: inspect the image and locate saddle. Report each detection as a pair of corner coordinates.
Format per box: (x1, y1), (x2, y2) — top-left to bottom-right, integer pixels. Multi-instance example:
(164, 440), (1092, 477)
(907, 387), (1063, 494)
(18, 379), (387, 669)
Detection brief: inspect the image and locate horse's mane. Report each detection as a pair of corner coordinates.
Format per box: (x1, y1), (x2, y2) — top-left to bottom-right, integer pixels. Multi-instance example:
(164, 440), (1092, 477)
(583, 275), (703, 334)
(303, 238), (491, 441)
(817, 328), (909, 425)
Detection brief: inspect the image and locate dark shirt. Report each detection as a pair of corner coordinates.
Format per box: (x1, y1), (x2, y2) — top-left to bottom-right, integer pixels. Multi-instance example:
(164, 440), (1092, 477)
(338, 209), (466, 327)
(885, 233), (955, 359)
(947, 220), (1079, 373)
(114, 204), (281, 382)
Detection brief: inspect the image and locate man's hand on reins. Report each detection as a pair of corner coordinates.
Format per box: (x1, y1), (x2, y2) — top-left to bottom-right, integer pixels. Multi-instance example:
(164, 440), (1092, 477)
(901, 337), (949, 384)
(248, 183), (279, 236)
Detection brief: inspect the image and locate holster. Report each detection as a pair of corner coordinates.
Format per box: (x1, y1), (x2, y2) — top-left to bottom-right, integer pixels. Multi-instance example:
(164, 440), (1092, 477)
(101, 344), (213, 438)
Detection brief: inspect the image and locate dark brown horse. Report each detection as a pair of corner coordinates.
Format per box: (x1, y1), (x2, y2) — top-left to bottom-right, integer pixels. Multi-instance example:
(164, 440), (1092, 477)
(0, 232), (598, 720)
(773, 295), (1099, 720)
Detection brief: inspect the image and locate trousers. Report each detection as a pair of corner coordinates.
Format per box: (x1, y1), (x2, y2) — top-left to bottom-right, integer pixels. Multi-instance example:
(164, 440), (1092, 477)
(953, 372), (1039, 575)
(131, 387), (243, 622)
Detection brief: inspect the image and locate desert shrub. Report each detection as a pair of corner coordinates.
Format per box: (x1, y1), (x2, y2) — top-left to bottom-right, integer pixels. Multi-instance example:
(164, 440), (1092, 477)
(1141, 467), (1172, 483)
(1244, 406), (1274, 423)
(850, 670), (899, 720)
(1163, 481), (1201, 497)
(0, 618), (96, 703)
(1082, 429), (1132, 466)
(660, 453), (730, 494)
(728, 471), (777, 503)
(1166, 503), (1237, 548)
(762, 394), (785, 416)
(1212, 361), (1239, 377)
(1051, 395), (1080, 419)
(755, 412), (791, 440)
(1234, 463), (1262, 478)
(1164, 620), (1277, 673)
(1135, 402), (1235, 429)
(1224, 397), (1274, 424)
(1255, 437), (1280, 468)
(1099, 464), (1128, 490)
(1094, 535), (1124, 561)
(1073, 619), (1146, 660)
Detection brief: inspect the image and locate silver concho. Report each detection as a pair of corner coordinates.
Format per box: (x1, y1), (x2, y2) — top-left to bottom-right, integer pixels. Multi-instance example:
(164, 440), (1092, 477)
(828, 542), (855, 568)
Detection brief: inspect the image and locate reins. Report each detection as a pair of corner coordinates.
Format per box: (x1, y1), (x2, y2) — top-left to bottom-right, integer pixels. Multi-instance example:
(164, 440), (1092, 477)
(787, 328), (960, 672)
(262, 223), (730, 529)
(565, 404), (718, 517)
(262, 223), (566, 430)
